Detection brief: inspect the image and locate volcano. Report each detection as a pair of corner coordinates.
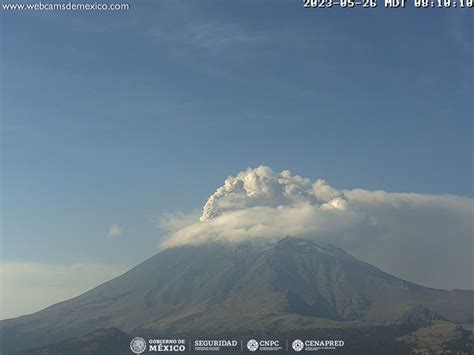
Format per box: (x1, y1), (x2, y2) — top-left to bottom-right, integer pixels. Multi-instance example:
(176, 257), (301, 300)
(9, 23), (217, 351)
(1, 237), (472, 353)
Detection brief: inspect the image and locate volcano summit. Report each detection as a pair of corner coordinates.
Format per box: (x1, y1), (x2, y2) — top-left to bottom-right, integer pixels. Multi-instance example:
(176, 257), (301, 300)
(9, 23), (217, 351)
(1, 236), (472, 354)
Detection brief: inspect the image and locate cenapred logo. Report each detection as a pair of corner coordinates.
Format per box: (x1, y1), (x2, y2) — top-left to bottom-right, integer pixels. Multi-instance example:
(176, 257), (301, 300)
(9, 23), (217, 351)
(292, 339), (304, 352)
(247, 339), (259, 352)
(130, 337), (147, 354)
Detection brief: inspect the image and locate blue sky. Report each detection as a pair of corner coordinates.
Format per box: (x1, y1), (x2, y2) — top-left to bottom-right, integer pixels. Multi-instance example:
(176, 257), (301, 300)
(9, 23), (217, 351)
(0, 1), (472, 317)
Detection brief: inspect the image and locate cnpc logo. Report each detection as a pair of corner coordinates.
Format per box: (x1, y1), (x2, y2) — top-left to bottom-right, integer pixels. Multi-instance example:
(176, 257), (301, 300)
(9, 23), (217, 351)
(246, 339), (281, 351)
(247, 339), (259, 351)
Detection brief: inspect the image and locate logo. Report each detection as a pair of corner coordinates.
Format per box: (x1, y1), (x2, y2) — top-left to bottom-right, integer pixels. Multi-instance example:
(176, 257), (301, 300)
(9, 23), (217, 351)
(193, 339), (239, 351)
(247, 339), (259, 352)
(148, 339), (186, 352)
(130, 337), (147, 354)
(292, 339), (304, 352)
(302, 339), (344, 351)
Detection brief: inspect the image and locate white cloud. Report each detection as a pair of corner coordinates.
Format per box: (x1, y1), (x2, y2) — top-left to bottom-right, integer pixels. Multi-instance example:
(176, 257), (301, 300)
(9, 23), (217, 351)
(444, 12), (472, 53)
(150, 19), (266, 53)
(107, 224), (124, 238)
(189, 22), (266, 50)
(0, 262), (128, 320)
(343, 189), (473, 290)
(159, 166), (473, 291)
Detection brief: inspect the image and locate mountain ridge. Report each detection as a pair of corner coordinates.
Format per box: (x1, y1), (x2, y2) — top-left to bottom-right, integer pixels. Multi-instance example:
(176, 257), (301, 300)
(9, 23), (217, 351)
(1, 237), (472, 353)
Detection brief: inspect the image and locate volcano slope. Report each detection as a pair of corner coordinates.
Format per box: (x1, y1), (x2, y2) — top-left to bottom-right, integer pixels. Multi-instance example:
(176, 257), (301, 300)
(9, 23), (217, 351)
(1, 237), (472, 353)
